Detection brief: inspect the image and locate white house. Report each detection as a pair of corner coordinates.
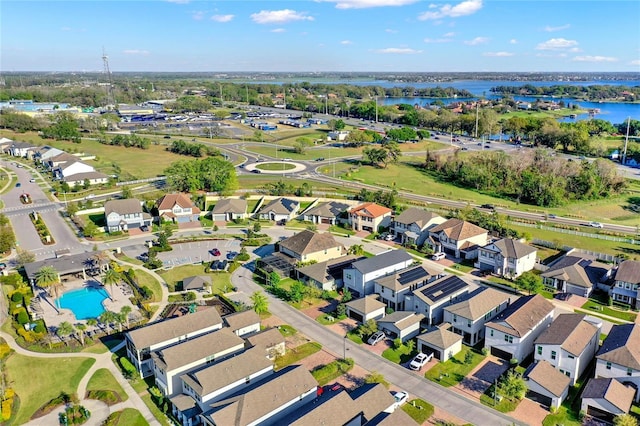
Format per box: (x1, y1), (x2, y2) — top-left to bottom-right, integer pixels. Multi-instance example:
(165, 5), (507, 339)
(257, 197), (300, 222)
(595, 323), (640, 402)
(534, 313), (600, 385)
(610, 260), (640, 309)
(54, 160), (95, 180)
(342, 250), (413, 298)
(476, 238), (537, 278)
(411, 275), (469, 326)
(427, 218), (488, 259)
(416, 324), (463, 361)
(348, 202), (392, 233)
(581, 378), (635, 423)
(345, 295), (386, 323)
(541, 255), (613, 298)
(524, 360), (571, 410)
(377, 312), (425, 342)
(104, 198), (152, 232)
(443, 287), (513, 346)
(392, 208), (445, 246)
(484, 294), (555, 363)
(157, 193), (201, 224)
(373, 264), (440, 311)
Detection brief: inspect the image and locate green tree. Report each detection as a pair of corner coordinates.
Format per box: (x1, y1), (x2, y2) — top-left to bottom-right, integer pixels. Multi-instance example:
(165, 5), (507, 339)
(515, 271), (543, 295)
(66, 202), (79, 217)
(614, 414), (638, 426)
(56, 321), (74, 346)
(165, 157), (238, 194)
(347, 244), (364, 256)
(14, 248), (36, 268)
(269, 271), (280, 288)
(103, 268), (121, 301)
(497, 370), (526, 400)
(289, 281), (306, 303)
(250, 291), (269, 314)
(75, 323), (87, 346)
(364, 371), (390, 388)
(0, 223), (16, 254)
(342, 288), (352, 303)
(83, 221), (99, 238)
(293, 137), (312, 154)
(121, 186), (133, 199)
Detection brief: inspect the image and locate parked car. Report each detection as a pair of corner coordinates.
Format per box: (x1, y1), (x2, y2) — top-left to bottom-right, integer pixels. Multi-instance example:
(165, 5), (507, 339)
(392, 391), (408, 409)
(0, 263), (7, 271)
(140, 225), (149, 232)
(252, 169), (261, 174)
(589, 221), (604, 229)
(210, 248), (221, 256)
(432, 252), (446, 261)
(15, 183), (21, 187)
(409, 352), (433, 370)
(226, 251), (237, 260)
(367, 331), (386, 346)
(384, 234), (394, 241)
(29, 178), (36, 183)
(480, 204), (495, 210)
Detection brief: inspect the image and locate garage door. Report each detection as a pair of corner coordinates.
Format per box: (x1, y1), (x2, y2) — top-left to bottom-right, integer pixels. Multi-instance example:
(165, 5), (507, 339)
(491, 347), (512, 360)
(526, 390), (552, 407)
(421, 343), (441, 360)
(586, 405), (614, 423)
(321, 218), (332, 224)
(348, 310), (363, 322)
(479, 263), (494, 271)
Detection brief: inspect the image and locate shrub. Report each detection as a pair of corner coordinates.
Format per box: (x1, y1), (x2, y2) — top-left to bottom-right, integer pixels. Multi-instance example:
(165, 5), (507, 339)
(236, 252), (250, 262)
(15, 309), (29, 325)
(119, 357), (138, 379)
(1, 398), (11, 421)
(393, 338), (403, 349)
(17, 328), (35, 343)
(33, 322), (45, 333)
(139, 286), (153, 300)
(11, 292), (23, 303)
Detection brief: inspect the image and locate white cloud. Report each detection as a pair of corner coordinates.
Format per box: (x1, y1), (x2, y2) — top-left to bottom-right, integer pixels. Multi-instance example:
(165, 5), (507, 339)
(544, 24), (571, 32)
(483, 51), (514, 57)
(424, 37), (453, 43)
(536, 38), (579, 50)
(464, 36), (489, 46)
(270, 28), (286, 33)
(319, 0), (418, 9)
(418, 0), (483, 21)
(211, 14), (234, 23)
(510, 39), (517, 44)
(192, 11), (205, 21)
(251, 9), (314, 24)
(340, 40), (353, 45)
(123, 49), (150, 56)
(374, 47), (423, 54)
(631, 59), (640, 66)
(442, 32), (456, 37)
(385, 29), (398, 33)
(572, 55), (617, 62)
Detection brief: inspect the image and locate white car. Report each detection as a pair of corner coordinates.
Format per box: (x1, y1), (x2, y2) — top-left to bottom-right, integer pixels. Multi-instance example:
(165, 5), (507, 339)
(589, 221), (604, 229)
(384, 234), (394, 241)
(409, 352), (433, 370)
(367, 331), (386, 346)
(432, 252), (446, 261)
(392, 391), (408, 409)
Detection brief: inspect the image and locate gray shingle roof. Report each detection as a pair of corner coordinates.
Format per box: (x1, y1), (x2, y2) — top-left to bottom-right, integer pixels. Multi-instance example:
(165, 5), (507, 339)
(615, 260), (640, 284)
(304, 201), (350, 219)
(223, 310), (260, 332)
(345, 295), (386, 315)
(541, 255), (611, 289)
(245, 328), (285, 350)
(258, 197), (299, 215)
(525, 360), (571, 397)
(182, 275), (211, 290)
(350, 250), (413, 275)
(296, 255), (362, 284)
(597, 323), (640, 370)
(488, 238), (537, 259)
(445, 288), (512, 321)
(534, 313), (598, 357)
(485, 294), (554, 338)
(279, 230), (344, 257)
(393, 207), (441, 229)
(417, 325), (462, 349)
(378, 311), (425, 330)
(104, 198), (143, 216)
(581, 378), (635, 412)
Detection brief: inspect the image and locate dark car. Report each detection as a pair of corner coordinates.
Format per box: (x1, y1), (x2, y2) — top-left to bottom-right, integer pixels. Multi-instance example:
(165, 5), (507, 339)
(210, 248), (221, 256)
(315, 157), (325, 161)
(140, 225), (149, 232)
(481, 204), (495, 210)
(252, 169), (262, 174)
(15, 183), (21, 187)
(226, 251), (237, 260)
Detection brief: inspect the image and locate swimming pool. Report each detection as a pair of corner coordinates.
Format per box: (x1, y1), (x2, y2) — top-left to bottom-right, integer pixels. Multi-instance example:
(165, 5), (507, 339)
(57, 287), (108, 320)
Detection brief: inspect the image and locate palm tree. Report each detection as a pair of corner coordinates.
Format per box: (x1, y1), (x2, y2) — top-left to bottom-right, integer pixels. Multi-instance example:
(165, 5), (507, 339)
(250, 291), (269, 314)
(35, 266), (62, 307)
(56, 321), (74, 346)
(99, 311), (118, 334)
(87, 318), (98, 335)
(102, 268), (121, 301)
(120, 306), (132, 329)
(75, 323), (87, 346)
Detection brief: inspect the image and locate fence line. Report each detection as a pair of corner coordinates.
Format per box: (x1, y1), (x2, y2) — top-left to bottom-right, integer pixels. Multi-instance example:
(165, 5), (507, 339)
(532, 238), (623, 263)
(512, 221), (639, 245)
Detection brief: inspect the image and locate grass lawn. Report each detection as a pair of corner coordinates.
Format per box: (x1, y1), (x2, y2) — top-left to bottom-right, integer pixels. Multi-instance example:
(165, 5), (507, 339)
(134, 269), (164, 302)
(424, 346), (485, 387)
(141, 394), (171, 426)
(581, 295), (637, 322)
(311, 359), (354, 386)
(5, 354), (96, 425)
(542, 405), (582, 426)
(382, 343), (417, 364)
(479, 389), (521, 413)
(277, 324), (297, 337)
(86, 368), (128, 403)
(402, 399), (435, 424)
(328, 225), (355, 235)
(158, 264), (232, 293)
(103, 408), (149, 426)
(255, 162), (296, 171)
(346, 331), (364, 344)
(274, 342), (322, 370)
(82, 336), (123, 354)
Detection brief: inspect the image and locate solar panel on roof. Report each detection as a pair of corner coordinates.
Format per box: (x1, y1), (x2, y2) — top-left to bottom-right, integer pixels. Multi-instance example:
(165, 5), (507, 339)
(397, 266), (429, 285)
(420, 276), (467, 302)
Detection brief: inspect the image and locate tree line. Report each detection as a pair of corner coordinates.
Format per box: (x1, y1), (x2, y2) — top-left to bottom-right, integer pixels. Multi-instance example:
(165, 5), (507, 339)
(167, 140), (219, 158)
(491, 84), (640, 101)
(164, 156), (237, 194)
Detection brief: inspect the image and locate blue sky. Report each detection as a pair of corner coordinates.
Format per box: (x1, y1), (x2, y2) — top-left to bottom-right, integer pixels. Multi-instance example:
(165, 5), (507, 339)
(2, 0), (639, 72)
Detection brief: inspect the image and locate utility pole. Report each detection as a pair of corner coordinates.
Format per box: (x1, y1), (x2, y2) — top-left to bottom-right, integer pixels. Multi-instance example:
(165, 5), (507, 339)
(219, 83), (223, 104)
(101, 48), (115, 108)
(622, 116), (631, 166)
(375, 96), (378, 123)
(246, 85), (249, 105)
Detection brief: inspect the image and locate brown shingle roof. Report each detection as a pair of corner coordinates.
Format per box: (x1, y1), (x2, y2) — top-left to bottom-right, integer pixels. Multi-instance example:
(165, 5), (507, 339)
(345, 295), (386, 315)
(126, 308), (223, 350)
(526, 361), (571, 397)
(151, 328), (243, 371)
(351, 383), (396, 421)
(615, 260), (640, 284)
(211, 198), (247, 214)
(245, 328), (285, 350)
(349, 202), (392, 219)
(378, 311), (425, 330)
(597, 323), (640, 370)
(279, 230), (344, 257)
(393, 207), (441, 229)
(223, 310), (260, 332)
(289, 391), (361, 426)
(417, 325), (463, 350)
(374, 407), (419, 425)
(445, 288), (512, 321)
(490, 238), (537, 259)
(534, 313), (598, 357)
(485, 294), (554, 338)
(157, 193), (200, 213)
(104, 198), (143, 216)
(581, 378), (635, 412)
(429, 218), (487, 241)
(374, 265), (437, 292)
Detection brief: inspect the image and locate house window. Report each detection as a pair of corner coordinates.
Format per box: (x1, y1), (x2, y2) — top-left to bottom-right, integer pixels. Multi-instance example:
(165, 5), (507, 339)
(537, 346), (542, 355)
(628, 368), (633, 376)
(467, 320), (471, 328)
(606, 362), (612, 370)
(551, 351), (556, 360)
(568, 354), (575, 359)
(504, 335), (513, 343)
(346, 273), (352, 280)
(565, 371), (571, 377)
(246, 376), (251, 384)
(453, 314), (457, 323)
(490, 329), (494, 337)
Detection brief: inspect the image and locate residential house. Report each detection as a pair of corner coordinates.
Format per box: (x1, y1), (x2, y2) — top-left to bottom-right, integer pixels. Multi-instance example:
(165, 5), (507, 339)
(595, 323), (640, 402)
(244, 328), (286, 360)
(199, 365), (318, 426)
(296, 255), (363, 291)
(476, 238), (537, 278)
(8, 141), (37, 158)
(125, 308), (223, 377)
(443, 287), (513, 346)
(278, 230), (345, 263)
(302, 201), (350, 225)
(392, 208), (445, 246)
(534, 313), (601, 385)
(223, 310), (261, 337)
(377, 312), (425, 342)
(345, 295), (386, 323)
(427, 219), (488, 259)
(211, 198), (248, 222)
(152, 328), (245, 396)
(182, 276), (211, 291)
(541, 255), (613, 297)
(373, 264), (439, 311)
(416, 324), (463, 361)
(63, 170), (109, 186)
(104, 198), (152, 232)
(484, 294), (555, 362)
(610, 260), (640, 309)
(343, 250), (413, 298)
(348, 202), (392, 233)
(257, 197), (300, 223)
(33, 146), (64, 163)
(581, 378), (635, 423)
(524, 360), (571, 410)
(157, 193), (202, 224)
(411, 275), (469, 326)
(173, 348), (274, 425)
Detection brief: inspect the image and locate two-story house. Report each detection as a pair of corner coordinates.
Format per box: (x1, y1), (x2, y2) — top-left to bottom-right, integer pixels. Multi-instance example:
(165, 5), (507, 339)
(125, 308), (223, 377)
(152, 328), (245, 396)
(257, 197), (300, 223)
(222, 310), (261, 337)
(348, 202), (392, 233)
(443, 287), (513, 346)
(104, 198), (152, 232)
(342, 250), (413, 298)
(534, 313), (600, 385)
(595, 323), (640, 402)
(302, 201), (350, 225)
(581, 377), (636, 423)
(427, 218), (488, 259)
(541, 255), (613, 297)
(211, 198), (248, 222)
(610, 260), (640, 309)
(296, 255), (363, 291)
(373, 264), (439, 311)
(278, 230), (345, 264)
(157, 193), (201, 224)
(392, 208), (446, 246)
(484, 294), (555, 363)
(476, 238), (537, 278)
(410, 275), (469, 326)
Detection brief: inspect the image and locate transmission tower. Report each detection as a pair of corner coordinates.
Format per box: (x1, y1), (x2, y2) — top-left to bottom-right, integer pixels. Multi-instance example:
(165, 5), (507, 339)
(102, 48), (115, 108)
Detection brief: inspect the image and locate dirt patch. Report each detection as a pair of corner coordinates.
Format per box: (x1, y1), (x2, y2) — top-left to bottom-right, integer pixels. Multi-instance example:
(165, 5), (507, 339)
(300, 300), (337, 320)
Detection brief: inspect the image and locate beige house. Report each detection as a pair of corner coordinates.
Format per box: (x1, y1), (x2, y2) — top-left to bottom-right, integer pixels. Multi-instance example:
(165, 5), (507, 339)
(416, 324), (463, 361)
(348, 202), (392, 233)
(278, 230), (345, 263)
(244, 328), (286, 360)
(211, 198), (248, 222)
(157, 193), (201, 224)
(345, 295), (386, 323)
(581, 378), (635, 423)
(427, 218), (488, 259)
(524, 360), (571, 410)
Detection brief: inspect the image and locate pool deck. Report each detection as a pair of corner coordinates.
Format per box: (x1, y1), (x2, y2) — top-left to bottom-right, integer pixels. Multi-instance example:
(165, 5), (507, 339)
(34, 278), (139, 331)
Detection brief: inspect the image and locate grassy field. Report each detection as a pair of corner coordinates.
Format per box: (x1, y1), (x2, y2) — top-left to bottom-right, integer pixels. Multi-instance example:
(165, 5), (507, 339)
(6, 354), (95, 425)
(402, 399), (435, 424)
(134, 269), (164, 302)
(103, 408), (149, 426)
(85, 368), (128, 402)
(255, 162), (296, 171)
(158, 264), (232, 293)
(424, 346), (485, 387)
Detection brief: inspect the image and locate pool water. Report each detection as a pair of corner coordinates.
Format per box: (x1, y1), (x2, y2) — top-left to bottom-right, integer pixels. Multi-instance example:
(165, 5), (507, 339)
(57, 287), (109, 320)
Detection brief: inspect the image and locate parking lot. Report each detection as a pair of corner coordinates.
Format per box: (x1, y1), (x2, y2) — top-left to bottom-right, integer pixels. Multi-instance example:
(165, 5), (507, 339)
(123, 239), (242, 269)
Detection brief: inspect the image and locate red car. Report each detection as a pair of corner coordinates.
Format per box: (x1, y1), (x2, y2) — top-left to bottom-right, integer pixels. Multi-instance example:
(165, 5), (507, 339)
(210, 248), (221, 256)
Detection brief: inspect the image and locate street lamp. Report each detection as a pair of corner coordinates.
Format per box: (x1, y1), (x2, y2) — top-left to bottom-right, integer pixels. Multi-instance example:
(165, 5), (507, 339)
(343, 333), (347, 360)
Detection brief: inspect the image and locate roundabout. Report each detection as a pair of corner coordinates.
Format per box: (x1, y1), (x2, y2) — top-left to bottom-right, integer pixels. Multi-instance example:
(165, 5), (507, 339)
(244, 161), (306, 174)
